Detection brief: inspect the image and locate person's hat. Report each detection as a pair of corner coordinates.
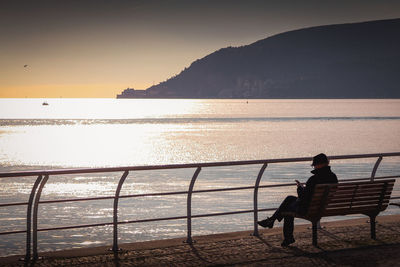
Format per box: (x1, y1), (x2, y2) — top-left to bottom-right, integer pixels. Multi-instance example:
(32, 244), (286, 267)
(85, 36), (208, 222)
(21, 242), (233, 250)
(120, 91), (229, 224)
(311, 153), (329, 166)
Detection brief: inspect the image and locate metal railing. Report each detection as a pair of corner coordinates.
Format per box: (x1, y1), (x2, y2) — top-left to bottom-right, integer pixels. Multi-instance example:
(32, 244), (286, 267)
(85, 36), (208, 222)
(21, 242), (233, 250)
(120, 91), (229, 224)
(0, 152), (400, 261)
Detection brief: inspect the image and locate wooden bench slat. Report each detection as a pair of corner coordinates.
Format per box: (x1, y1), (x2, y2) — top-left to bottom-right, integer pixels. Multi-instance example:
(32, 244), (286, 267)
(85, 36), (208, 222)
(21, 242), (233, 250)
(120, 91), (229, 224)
(334, 184), (393, 192)
(326, 195), (391, 204)
(308, 197), (391, 209)
(325, 204), (382, 210)
(325, 201), (390, 209)
(312, 188), (385, 197)
(325, 201), (390, 210)
(314, 182), (394, 191)
(327, 197), (390, 205)
(336, 182), (394, 188)
(325, 200), (390, 209)
(313, 186), (393, 197)
(327, 195), (391, 203)
(334, 181), (394, 186)
(309, 204), (380, 214)
(314, 187), (393, 197)
(324, 194), (389, 202)
(328, 190), (392, 198)
(329, 191), (392, 198)
(322, 205), (389, 216)
(322, 207), (389, 217)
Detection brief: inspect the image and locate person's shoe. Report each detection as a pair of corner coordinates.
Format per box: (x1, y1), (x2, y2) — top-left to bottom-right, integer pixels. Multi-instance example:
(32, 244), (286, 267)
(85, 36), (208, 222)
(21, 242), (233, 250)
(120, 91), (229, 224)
(257, 217), (275, 228)
(281, 237), (295, 247)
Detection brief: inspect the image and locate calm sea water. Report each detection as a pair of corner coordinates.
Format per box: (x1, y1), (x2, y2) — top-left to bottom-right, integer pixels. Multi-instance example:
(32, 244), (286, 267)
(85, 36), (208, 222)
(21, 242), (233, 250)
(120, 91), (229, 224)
(0, 98), (400, 256)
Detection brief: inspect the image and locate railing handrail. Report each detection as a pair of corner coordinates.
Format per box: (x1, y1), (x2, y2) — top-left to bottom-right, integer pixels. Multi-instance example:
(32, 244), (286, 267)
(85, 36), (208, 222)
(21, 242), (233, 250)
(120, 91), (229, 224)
(1, 152), (400, 178)
(2, 174), (400, 209)
(1, 152), (400, 260)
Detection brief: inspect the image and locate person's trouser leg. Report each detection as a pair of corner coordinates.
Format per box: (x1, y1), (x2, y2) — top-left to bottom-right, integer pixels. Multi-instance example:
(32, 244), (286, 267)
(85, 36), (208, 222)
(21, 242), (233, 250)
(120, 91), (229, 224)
(283, 216), (295, 239)
(271, 195), (297, 222)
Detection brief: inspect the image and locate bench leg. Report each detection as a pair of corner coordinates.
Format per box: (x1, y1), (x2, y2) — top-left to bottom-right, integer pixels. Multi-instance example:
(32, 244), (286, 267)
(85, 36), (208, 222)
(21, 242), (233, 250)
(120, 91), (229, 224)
(312, 221), (318, 246)
(370, 215), (376, 240)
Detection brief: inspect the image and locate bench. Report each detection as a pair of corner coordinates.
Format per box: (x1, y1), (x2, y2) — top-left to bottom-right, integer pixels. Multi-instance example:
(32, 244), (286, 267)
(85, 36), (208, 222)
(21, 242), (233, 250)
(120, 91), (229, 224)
(282, 179), (395, 246)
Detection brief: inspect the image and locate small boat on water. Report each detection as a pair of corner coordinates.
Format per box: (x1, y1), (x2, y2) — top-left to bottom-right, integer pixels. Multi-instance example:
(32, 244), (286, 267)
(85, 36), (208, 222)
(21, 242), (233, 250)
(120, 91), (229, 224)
(42, 102), (49, 106)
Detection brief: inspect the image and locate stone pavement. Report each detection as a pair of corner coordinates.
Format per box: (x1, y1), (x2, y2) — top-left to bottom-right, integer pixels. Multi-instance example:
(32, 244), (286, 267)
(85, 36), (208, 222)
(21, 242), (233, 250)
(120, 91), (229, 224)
(1, 215), (400, 266)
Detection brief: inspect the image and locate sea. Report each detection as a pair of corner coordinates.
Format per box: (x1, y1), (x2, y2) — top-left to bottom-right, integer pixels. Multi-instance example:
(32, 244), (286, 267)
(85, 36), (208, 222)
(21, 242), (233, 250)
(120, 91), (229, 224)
(0, 98), (400, 256)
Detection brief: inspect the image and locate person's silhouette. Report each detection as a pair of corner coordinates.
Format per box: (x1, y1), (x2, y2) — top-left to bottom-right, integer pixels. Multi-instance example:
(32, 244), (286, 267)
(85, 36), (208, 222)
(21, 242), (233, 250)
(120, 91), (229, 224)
(258, 153), (338, 246)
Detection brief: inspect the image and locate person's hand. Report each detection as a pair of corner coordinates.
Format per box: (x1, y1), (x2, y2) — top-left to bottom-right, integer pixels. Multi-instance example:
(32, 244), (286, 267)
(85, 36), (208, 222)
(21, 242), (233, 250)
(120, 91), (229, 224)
(295, 180), (303, 187)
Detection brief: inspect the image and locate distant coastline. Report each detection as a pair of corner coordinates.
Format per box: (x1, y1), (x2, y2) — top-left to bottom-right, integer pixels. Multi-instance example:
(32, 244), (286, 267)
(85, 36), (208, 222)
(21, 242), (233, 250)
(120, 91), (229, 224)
(116, 88), (400, 99)
(116, 88), (147, 98)
(116, 87), (400, 99)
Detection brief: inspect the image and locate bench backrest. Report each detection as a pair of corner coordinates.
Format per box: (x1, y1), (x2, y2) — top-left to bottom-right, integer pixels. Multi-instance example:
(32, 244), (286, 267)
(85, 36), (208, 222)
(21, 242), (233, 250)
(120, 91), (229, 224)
(306, 179), (395, 219)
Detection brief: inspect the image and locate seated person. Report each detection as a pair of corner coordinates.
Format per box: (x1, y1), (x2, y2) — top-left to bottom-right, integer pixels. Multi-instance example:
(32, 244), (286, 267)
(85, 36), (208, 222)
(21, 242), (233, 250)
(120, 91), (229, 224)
(258, 153), (338, 246)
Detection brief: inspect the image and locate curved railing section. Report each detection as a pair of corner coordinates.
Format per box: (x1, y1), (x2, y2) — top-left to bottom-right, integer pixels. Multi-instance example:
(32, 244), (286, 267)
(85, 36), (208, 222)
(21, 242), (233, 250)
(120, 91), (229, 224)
(0, 152), (400, 261)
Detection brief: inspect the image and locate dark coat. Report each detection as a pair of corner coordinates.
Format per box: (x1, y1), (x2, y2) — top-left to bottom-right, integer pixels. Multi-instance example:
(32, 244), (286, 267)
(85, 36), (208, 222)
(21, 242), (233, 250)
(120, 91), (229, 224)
(297, 166), (338, 215)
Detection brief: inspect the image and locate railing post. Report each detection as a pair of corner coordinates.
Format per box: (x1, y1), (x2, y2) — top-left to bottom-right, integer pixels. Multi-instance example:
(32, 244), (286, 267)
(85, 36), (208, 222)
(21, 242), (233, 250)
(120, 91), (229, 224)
(371, 156), (383, 181)
(112, 171), (129, 252)
(253, 163), (268, 237)
(186, 167), (202, 244)
(32, 174), (49, 260)
(24, 175), (43, 262)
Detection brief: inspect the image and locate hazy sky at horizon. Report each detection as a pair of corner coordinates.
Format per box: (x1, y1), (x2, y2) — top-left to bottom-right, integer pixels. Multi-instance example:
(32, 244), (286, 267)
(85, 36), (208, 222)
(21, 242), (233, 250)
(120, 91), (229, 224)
(1, 0), (400, 97)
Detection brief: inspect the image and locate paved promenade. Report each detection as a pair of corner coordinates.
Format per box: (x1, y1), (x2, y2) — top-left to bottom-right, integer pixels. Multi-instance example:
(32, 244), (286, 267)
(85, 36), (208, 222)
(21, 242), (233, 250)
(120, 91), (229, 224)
(1, 215), (400, 266)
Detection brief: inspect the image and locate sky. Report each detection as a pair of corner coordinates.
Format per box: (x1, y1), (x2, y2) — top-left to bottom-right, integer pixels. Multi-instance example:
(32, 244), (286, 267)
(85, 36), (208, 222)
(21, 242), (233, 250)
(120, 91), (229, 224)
(1, 0), (400, 98)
